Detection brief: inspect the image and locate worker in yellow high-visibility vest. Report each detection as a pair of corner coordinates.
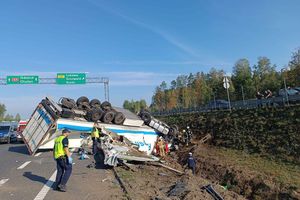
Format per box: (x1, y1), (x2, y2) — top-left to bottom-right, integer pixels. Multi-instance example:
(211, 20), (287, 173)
(53, 129), (72, 192)
(91, 123), (101, 155)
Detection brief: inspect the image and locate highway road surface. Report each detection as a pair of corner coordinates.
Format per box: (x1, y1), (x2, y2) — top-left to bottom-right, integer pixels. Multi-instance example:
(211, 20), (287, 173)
(0, 143), (125, 200)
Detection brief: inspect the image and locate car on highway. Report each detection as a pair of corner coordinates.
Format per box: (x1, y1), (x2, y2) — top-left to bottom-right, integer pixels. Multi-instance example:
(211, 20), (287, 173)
(206, 99), (229, 110)
(0, 122), (18, 143)
(278, 88), (299, 96)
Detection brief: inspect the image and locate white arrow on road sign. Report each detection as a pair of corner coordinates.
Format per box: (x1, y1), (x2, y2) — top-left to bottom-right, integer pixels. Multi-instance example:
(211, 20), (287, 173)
(223, 82), (230, 89)
(223, 77), (229, 83)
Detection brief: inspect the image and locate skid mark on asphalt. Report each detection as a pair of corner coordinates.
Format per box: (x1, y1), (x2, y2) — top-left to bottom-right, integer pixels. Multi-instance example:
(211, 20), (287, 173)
(34, 153), (42, 157)
(0, 178), (9, 186)
(33, 170), (56, 200)
(17, 161), (31, 169)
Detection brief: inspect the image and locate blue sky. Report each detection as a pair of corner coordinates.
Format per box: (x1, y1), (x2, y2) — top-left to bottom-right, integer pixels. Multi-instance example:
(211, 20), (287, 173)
(0, 0), (299, 118)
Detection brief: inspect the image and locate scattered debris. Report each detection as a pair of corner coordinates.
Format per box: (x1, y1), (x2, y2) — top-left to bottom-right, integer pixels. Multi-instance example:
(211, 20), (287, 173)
(167, 181), (189, 198)
(158, 172), (168, 176)
(201, 184), (224, 200)
(149, 162), (184, 175)
(101, 178), (111, 182)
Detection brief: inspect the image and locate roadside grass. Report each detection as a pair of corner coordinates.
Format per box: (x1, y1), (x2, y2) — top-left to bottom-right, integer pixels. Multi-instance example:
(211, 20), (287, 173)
(117, 168), (135, 182)
(215, 148), (300, 188)
(214, 147), (300, 189)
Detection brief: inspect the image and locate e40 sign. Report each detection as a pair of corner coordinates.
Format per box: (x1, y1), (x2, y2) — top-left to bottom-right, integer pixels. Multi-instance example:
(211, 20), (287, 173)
(6, 75), (39, 84)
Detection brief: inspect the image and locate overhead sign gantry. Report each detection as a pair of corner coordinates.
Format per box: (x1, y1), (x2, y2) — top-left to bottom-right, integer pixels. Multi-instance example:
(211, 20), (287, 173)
(0, 73), (109, 101)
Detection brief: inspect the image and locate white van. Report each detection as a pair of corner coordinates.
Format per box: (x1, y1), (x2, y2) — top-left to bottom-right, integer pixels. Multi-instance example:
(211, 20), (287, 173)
(0, 122), (18, 143)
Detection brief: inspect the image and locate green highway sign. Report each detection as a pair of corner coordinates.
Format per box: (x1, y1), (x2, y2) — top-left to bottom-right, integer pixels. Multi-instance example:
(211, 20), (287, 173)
(56, 73), (86, 84)
(6, 75), (39, 84)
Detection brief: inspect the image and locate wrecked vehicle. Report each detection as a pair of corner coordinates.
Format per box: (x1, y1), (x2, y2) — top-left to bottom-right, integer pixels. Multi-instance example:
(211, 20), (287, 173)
(22, 97), (177, 166)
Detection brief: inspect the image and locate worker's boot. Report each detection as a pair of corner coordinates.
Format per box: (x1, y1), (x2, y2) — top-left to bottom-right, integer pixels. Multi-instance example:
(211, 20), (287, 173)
(58, 184), (67, 192)
(53, 184), (60, 191)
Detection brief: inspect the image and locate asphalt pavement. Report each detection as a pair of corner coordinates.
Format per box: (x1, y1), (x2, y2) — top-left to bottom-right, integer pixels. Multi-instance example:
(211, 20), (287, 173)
(0, 143), (125, 200)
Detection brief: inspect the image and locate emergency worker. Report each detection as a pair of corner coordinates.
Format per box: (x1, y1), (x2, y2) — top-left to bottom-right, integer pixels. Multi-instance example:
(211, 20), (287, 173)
(157, 136), (166, 158)
(91, 124), (100, 155)
(53, 129), (73, 192)
(187, 152), (196, 175)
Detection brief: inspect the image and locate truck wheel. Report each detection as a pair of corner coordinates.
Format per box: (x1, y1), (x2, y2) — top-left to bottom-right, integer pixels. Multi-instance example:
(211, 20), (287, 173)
(171, 125), (179, 131)
(87, 108), (104, 122)
(90, 99), (101, 108)
(168, 125), (179, 136)
(101, 111), (115, 123)
(61, 97), (76, 109)
(61, 108), (75, 119)
(76, 96), (89, 106)
(113, 112), (125, 125)
(101, 101), (112, 111)
(141, 112), (151, 125)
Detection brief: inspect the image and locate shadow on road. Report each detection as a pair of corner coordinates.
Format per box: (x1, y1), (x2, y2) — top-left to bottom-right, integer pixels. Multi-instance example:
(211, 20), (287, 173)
(8, 145), (30, 155)
(23, 172), (53, 185)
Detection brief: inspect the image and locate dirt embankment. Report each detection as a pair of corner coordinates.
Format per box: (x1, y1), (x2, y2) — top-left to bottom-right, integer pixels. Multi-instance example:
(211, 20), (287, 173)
(158, 105), (300, 165)
(110, 141), (300, 200)
(115, 161), (245, 200)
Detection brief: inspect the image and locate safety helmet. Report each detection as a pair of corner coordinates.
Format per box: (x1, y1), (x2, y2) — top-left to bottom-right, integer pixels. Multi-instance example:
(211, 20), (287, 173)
(187, 126), (190, 129)
(189, 152), (192, 156)
(183, 130), (186, 132)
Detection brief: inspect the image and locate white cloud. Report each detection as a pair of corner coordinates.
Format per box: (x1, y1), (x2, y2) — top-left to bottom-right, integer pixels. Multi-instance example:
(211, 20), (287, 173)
(87, 0), (201, 58)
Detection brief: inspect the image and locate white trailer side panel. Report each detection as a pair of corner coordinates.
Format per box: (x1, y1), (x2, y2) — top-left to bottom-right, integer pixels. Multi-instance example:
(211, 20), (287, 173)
(22, 105), (55, 155)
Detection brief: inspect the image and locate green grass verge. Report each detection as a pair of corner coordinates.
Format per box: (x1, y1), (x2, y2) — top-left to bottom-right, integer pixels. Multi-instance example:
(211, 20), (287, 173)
(215, 147), (300, 189)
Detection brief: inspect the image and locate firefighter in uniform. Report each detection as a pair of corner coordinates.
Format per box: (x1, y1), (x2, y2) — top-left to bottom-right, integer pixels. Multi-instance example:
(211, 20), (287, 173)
(53, 129), (73, 192)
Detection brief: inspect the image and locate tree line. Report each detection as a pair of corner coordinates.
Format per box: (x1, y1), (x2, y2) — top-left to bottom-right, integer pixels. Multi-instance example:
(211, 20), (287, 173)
(0, 103), (21, 121)
(123, 99), (147, 114)
(150, 49), (300, 111)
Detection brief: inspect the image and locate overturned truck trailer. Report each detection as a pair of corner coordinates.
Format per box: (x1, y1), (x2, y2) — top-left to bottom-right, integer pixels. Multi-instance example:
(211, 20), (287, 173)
(22, 97), (160, 156)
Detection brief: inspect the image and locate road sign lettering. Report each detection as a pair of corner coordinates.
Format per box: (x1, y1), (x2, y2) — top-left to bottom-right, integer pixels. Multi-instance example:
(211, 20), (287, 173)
(6, 75), (39, 84)
(56, 73), (86, 84)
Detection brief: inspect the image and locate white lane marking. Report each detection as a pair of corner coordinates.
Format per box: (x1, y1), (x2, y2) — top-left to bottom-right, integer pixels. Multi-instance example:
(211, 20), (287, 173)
(0, 178), (9, 186)
(17, 161), (31, 169)
(34, 152), (42, 157)
(33, 152), (74, 200)
(33, 170), (57, 200)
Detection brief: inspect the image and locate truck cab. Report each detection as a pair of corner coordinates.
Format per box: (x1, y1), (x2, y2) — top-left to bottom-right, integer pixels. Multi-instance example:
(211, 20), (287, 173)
(0, 122), (18, 143)
(16, 120), (27, 142)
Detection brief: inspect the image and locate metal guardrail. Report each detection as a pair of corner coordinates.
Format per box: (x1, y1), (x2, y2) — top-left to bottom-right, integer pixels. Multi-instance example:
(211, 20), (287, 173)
(152, 95), (300, 116)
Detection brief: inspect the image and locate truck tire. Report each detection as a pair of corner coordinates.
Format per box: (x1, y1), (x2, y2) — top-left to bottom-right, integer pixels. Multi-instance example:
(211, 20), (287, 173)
(113, 112), (125, 125)
(101, 111), (115, 123)
(101, 101), (112, 111)
(61, 97), (76, 109)
(41, 99), (58, 119)
(61, 108), (75, 119)
(141, 112), (151, 125)
(76, 96), (89, 106)
(168, 125), (179, 136)
(86, 108), (104, 122)
(90, 99), (101, 108)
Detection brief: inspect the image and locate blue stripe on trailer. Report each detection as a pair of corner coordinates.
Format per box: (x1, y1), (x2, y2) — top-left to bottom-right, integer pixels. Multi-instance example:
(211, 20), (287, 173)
(106, 128), (158, 135)
(57, 124), (93, 132)
(57, 123), (158, 135)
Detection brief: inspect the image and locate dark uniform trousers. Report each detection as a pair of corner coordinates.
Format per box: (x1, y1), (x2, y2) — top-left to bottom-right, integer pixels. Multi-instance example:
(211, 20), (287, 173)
(55, 157), (72, 186)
